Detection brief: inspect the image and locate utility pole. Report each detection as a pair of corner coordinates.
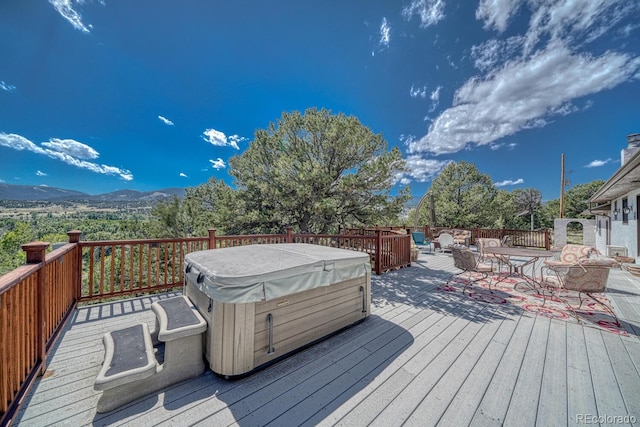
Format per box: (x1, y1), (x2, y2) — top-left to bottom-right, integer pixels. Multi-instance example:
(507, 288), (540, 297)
(429, 192), (436, 228)
(559, 153), (565, 219)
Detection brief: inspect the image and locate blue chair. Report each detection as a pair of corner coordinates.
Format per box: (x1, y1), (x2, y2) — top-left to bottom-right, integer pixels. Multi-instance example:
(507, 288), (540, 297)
(412, 231), (425, 245)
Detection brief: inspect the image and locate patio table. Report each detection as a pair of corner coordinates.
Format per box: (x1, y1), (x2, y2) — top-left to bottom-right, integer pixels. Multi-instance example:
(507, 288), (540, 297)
(484, 247), (554, 291)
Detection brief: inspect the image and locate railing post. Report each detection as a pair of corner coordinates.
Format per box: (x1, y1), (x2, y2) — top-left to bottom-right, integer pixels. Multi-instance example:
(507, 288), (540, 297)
(21, 241), (50, 375)
(286, 227), (293, 243)
(405, 229), (412, 267)
(22, 241), (49, 264)
(545, 228), (550, 250)
(208, 229), (216, 249)
(67, 230), (81, 244)
(67, 230), (82, 301)
(375, 230), (382, 275)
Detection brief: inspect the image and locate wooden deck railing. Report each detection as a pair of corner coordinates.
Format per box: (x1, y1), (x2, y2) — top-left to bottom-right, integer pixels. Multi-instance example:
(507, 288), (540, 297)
(79, 237), (209, 302)
(0, 227), (410, 425)
(0, 231), (81, 427)
(423, 226), (551, 250)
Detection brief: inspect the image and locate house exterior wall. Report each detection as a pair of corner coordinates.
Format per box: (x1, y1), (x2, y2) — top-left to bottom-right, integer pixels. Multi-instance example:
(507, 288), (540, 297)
(609, 190), (640, 261)
(553, 219), (595, 247)
(594, 215), (609, 255)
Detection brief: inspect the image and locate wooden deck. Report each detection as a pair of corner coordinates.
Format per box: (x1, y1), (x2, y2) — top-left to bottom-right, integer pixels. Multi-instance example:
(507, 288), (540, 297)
(13, 252), (640, 426)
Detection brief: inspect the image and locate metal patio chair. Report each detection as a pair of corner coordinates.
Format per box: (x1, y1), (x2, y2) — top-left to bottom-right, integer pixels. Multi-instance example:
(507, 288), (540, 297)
(447, 246), (494, 294)
(541, 262), (620, 326)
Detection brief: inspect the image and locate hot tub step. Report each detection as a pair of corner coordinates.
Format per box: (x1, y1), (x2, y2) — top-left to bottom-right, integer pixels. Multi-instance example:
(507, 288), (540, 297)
(94, 323), (157, 392)
(94, 296), (208, 413)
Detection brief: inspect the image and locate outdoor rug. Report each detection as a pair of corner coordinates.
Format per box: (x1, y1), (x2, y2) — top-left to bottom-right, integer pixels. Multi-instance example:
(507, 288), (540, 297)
(438, 273), (628, 336)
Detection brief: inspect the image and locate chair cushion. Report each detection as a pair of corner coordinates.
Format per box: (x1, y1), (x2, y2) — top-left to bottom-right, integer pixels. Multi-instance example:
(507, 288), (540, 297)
(558, 244), (597, 263)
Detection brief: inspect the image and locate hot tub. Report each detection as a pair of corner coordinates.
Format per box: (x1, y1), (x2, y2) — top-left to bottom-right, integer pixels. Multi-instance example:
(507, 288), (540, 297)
(183, 243), (371, 377)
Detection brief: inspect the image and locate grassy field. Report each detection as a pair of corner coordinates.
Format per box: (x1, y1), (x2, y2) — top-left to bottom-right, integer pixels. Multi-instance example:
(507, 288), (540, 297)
(0, 200), (151, 220)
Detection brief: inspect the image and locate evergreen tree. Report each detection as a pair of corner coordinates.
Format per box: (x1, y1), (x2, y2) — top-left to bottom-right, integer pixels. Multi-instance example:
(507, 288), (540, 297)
(225, 108), (410, 233)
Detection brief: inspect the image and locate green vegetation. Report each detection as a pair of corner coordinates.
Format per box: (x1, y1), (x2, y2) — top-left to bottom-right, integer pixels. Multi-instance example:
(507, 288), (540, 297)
(151, 108), (411, 236)
(410, 161), (605, 231)
(0, 211), (154, 275)
(0, 109), (608, 277)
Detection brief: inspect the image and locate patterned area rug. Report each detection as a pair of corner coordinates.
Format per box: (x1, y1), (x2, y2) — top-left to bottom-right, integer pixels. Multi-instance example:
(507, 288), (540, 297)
(438, 273), (628, 336)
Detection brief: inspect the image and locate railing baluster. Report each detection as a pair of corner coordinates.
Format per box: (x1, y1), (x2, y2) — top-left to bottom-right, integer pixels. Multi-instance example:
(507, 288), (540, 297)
(99, 246), (105, 296)
(119, 246), (125, 293)
(109, 244), (115, 295)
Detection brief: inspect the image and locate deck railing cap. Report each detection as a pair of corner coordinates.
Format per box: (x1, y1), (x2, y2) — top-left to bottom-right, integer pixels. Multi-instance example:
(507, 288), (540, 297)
(21, 241), (50, 263)
(67, 230), (82, 243)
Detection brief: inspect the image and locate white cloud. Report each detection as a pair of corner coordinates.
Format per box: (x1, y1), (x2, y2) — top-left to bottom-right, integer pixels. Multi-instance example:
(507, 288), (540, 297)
(202, 128), (246, 150)
(36, 170), (48, 177)
(49, 0), (90, 33)
(410, 84), (428, 98)
(228, 134), (247, 150)
(476, 0), (524, 32)
(585, 158), (613, 168)
(430, 86), (441, 102)
(490, 142), (517, 151)
(158, 115), (175, 126)
(0, 132), (133, 181)
(409, 1), (640, 157)
(495, 178), (524, 187)
(409, 42), (640, 155)
(41, 138), (99, 159)
(394, 153), (451, 184)
(179, 172), (188, 178)
(471, 36), (525, 72)
(209, 158), (226, 170)
(0, 81), (16, 92)
(429, 86), (442, 112)
(523, 0), (635, 54)
(402, 0), (446, 28)
(380, 17), (391, 49)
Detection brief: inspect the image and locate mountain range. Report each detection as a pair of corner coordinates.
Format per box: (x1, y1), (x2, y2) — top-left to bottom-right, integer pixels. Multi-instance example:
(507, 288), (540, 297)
(0, 184), (185, 202)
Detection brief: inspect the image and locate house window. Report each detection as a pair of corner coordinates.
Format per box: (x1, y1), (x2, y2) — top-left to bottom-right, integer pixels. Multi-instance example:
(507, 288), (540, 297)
(623, 198), (629, 224)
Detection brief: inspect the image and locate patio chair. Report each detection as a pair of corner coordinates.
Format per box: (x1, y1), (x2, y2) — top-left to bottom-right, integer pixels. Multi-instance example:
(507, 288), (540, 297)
(540, 262), (620, 326)
(544, 244), (597, 268)
(476, 238), (509, 273)
(411, 231), (425, 245)
(452, 229), (471, 246)
(447, 246), (494, 294)
(435, 232), (454, 252)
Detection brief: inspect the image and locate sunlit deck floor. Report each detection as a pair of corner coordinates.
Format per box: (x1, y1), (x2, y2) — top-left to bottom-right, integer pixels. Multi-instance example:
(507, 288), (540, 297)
(15, 251), (640, 427)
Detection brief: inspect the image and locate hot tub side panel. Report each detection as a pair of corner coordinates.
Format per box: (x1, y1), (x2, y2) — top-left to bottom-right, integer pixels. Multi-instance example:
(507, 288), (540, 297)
(185, 273), (370, 377)
(185, 281), (256, 376)
(252, 274), (370, 370)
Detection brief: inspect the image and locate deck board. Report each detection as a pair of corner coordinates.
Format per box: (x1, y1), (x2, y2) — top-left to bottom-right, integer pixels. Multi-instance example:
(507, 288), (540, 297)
(565, 323), (598, 426)
(536, 320), (568, 426)
(13, 251), (640, 427)
(583, 327), (630, 420)
(402, 305), (507, 426)
(503, 314), (551, 427)
(601, 332), (640, 424)
(435, 312), (522, 426)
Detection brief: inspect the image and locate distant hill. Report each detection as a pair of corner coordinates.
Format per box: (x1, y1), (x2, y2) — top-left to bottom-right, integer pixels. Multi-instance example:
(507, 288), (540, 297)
(0, 183), (185, 202)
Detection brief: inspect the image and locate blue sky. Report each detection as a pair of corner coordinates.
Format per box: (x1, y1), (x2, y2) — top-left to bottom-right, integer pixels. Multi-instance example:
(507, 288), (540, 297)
(1, 1), (639, 204)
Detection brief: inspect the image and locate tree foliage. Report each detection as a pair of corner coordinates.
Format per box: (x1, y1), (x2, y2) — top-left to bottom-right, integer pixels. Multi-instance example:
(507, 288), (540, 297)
(514, 188), (542, 230)
(563, 180), (605, 218)
(417, 161), (498, 228)
(209, 108), (410, 234)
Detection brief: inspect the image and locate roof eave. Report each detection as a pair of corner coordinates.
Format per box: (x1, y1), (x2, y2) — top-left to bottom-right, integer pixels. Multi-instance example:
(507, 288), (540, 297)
(589, 150), (640, 203)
